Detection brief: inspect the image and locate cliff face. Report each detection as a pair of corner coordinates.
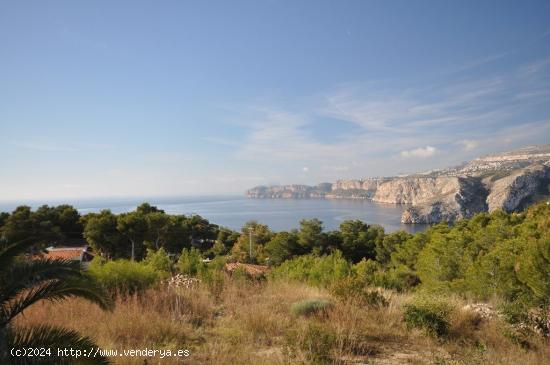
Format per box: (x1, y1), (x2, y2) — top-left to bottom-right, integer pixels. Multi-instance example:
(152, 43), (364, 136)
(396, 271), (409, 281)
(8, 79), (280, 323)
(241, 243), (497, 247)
(485, 164), (550, 212)
(245, 145), (550, 224)
(399, 177), (488, 224)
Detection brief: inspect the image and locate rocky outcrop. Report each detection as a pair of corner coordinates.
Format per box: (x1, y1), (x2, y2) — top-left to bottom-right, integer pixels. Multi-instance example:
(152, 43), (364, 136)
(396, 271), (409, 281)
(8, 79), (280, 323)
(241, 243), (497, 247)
(246, 184), (332, 199)
(485, 164), (550, 212)
(246, 145), (550, 224)
(399, 177), (488, 223)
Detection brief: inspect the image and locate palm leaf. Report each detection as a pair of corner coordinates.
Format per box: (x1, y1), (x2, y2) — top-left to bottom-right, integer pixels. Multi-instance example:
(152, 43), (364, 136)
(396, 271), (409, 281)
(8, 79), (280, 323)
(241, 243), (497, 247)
(2, 324), (110, 364)
(0, 238), (39, 272)
(1, 278), (113, 326)
(0, 259), (83, 306)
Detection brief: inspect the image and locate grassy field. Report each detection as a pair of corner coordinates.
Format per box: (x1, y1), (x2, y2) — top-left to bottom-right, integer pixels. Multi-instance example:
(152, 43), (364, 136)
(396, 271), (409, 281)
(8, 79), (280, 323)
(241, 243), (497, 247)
(15, 277), (549, 365)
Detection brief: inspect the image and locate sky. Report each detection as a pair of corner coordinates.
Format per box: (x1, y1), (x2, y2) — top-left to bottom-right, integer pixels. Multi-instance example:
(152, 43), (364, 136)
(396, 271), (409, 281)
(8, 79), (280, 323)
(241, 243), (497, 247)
(1, 0), (550, 201)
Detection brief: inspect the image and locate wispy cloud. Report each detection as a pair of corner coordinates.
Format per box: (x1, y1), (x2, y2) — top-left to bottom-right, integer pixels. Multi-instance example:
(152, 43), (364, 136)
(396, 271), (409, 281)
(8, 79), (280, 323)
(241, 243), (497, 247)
(400, 146), (437, 158)
(447, 51), (512, 74)
(206, 54), (550, 182)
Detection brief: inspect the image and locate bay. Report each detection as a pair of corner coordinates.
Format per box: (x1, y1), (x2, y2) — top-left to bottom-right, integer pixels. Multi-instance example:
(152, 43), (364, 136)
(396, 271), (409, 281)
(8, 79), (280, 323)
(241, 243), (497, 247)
(0, 195), (428, 234)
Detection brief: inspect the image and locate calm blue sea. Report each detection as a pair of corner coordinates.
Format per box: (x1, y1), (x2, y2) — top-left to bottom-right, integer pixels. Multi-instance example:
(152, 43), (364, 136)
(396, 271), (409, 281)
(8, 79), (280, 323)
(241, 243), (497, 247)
(0, 196), (428, 234)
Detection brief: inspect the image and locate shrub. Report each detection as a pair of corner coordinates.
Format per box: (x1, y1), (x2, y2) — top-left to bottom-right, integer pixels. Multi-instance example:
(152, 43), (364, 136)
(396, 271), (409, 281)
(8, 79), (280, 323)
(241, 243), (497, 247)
(142, 247), (173, 275)
(285, 323), (336, 364)
(403, 297), (454, 338)
(371, 265), (420, 292)
(330, 276), (388, 308)
(330, 276), (364, 299)
(352, 258), (379, 283)
(88, 258), (159, 293)
(361, 290), (389, 308)
(177, 247), (205, 276)
(290, 299), (332, 317)
(269, 251), (350, 287)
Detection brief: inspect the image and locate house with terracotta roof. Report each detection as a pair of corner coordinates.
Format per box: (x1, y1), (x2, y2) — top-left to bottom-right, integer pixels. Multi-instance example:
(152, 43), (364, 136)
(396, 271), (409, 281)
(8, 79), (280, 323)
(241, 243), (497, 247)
(33, 245), (95, 268)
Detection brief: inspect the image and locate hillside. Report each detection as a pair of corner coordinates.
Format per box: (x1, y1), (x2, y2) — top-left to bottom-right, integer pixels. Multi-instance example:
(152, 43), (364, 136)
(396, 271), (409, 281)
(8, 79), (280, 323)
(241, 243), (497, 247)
(246, 145), (550, 224)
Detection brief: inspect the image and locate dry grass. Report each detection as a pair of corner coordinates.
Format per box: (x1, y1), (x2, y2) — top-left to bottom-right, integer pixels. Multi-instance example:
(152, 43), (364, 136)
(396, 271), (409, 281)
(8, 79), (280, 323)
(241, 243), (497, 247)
(13, 278), (550, 365)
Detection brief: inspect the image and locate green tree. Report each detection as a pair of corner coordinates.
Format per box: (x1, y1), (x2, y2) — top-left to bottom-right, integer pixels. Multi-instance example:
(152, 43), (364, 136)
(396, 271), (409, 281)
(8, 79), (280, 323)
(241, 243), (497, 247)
(298, 219), (326, 255)
(177, 248), (205, 276)
(117, 212), (147, 261)
(231, 221), (272, 263)
(142, 247), (173, 274)
(82, 210), (126, 259)
(144, 212), (171, 250)
(53, 205), (83, 239)
(0, 238), (112, 364)
(136, 202), (164, 215)
(0, 212), (9, 229)
(1, 206), (37, 243)
(416, 230), (470, 289)
(163, 215), (192, 254)
(208, 228), (239, 257)
(391, 231), (430, 270)
(265, 231), (300, 265)
(339, 220), (382, 263)
(515, 208), (550, 304)
(376, 230), (412, 265)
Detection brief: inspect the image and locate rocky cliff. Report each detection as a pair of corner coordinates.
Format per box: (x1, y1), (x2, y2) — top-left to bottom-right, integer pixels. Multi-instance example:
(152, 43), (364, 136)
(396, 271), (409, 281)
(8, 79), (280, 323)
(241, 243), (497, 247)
(246, 145), (550, 224)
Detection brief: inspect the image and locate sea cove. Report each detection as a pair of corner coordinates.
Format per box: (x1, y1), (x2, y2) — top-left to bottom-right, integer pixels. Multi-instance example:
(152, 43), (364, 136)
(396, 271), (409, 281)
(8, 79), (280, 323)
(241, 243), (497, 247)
(0, 196), (428, 234)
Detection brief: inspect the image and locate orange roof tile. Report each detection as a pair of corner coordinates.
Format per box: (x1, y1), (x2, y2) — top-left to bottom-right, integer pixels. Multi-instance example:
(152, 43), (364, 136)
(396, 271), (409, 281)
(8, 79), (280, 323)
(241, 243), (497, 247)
(32, 247), (90, 261)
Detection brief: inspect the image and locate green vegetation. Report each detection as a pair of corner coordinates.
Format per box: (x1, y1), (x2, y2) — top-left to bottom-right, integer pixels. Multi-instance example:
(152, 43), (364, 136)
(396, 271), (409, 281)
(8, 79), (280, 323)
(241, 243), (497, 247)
(290, 299), (332, 317)
(88, 258), (160, 293)
(1, 200), (550, 363)
(285, 323), (336, 364)
(177, 247), (205, 276)
(1, 201), (549, 308)
(269, 251), (350, 287)
(330, 276), (388, 307)
(0, 238), (112, 364)
(403, 296), (454, 338)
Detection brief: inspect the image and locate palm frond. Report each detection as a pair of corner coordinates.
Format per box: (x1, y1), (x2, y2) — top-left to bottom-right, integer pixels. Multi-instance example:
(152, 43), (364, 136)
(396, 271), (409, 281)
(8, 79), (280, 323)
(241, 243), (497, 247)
(1, 278), (113, 326)
(0, 259), (83, 305)
(0, 237), (38, 272)
(2, 324), (110, 364)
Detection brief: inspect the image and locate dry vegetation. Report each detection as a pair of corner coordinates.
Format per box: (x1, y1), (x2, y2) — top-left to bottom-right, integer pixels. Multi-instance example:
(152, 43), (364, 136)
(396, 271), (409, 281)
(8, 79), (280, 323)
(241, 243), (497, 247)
(14, 278), (550, 365)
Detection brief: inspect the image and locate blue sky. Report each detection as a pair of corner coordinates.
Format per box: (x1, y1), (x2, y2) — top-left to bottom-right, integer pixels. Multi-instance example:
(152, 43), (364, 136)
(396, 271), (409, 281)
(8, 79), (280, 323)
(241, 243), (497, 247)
(1, 0), (550, 200)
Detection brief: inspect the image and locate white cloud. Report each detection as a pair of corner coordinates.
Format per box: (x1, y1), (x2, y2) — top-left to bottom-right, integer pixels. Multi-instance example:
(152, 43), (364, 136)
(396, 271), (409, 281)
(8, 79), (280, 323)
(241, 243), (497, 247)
(302, 167), (309, 173)
(400, 146), (437, 158)
(210, 55), (550, 186)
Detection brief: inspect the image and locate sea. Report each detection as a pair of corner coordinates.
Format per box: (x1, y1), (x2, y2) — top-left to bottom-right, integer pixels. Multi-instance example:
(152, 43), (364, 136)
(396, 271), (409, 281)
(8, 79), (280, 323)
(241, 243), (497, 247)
(0, 195), (429, 234)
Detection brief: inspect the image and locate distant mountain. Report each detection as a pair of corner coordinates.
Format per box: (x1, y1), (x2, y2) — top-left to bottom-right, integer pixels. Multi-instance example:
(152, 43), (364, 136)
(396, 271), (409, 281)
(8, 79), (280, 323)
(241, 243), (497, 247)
(246, 145), (550, 224)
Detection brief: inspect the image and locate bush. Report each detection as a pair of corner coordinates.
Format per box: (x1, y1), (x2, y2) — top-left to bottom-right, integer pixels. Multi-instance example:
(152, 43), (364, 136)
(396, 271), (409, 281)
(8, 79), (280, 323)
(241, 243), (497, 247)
(88, 258), (159, 293)
(371, 265), (420, 292)
(285, 323), (336, 364)
(290, 299), (332, 317)
(330, 276), (388, 308)
(177, 248), (205, 276)
(352, 258), (379, 283)
(403, 297), (454, 338)
(330, 276), (364, 299)
(269, 251), (350, 287)
(142, 247), (173, 275)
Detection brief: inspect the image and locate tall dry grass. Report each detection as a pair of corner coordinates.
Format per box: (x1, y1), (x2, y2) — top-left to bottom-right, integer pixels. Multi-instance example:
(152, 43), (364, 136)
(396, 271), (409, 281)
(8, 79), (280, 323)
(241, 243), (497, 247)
(13, 278), (550, 365)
